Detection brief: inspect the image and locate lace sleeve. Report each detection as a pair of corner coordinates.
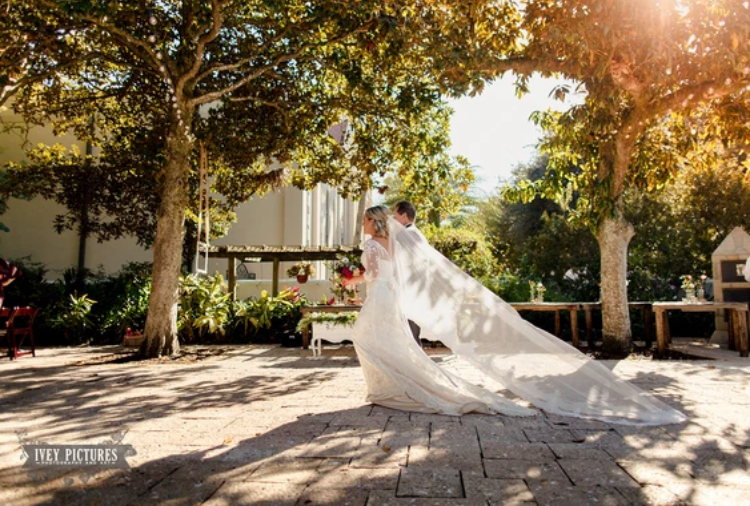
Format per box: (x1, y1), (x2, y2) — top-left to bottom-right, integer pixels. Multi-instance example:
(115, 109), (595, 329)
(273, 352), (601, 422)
(363, 240), (385, 283)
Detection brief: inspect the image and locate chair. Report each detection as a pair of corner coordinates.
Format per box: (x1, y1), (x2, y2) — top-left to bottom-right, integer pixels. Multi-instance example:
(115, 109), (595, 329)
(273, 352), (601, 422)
(3, 307), (38, 360)
(0, 308), (11, 358)
(236, 263), (256, 280)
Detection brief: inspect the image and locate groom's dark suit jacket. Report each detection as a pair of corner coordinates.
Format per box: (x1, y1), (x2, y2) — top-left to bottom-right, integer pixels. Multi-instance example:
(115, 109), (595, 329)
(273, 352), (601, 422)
(402, 222), (422, 344)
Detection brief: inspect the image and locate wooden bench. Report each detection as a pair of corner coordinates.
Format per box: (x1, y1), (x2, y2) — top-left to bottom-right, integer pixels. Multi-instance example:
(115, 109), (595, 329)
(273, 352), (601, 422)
(652, 302), (749, 358)
(509, 303), (581, 345)
(579, 302), (654, 348)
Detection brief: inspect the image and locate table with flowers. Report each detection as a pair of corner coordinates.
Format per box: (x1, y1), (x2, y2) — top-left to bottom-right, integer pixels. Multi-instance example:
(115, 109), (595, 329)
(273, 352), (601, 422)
(299, 304), (362, 352)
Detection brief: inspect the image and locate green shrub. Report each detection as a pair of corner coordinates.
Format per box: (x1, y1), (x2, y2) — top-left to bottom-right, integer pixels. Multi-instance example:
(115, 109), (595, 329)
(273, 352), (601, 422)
(51, 293), (97, 344)
(2, 259), (152, 345)
(484, 270), (529, 302)
(233, 287), (308, 345)
(178, 273), (232, 343)
(421, 225), (500, 283)
(100, 263), (152, 340)
(627, 266), (678, 302)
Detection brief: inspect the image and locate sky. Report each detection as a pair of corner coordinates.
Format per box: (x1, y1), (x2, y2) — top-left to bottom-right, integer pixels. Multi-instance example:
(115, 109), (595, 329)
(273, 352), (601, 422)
(448, 74), (583, 196)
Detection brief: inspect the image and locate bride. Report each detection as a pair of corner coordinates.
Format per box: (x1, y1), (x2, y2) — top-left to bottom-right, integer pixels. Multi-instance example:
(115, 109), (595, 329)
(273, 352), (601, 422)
(342, 205), (686, 425)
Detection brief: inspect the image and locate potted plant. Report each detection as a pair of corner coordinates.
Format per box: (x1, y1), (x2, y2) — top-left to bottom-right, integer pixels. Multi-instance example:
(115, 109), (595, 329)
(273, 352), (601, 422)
(286, 262), (316, 284)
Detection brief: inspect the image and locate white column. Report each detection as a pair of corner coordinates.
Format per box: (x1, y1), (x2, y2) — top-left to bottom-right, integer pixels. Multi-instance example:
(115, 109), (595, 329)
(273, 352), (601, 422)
(325, 186), (333, 246)
(283, 186), (304, 246)
(311, 186), (321, 247)
(311, 185), (323, 279)
(332, 190), (340, 245)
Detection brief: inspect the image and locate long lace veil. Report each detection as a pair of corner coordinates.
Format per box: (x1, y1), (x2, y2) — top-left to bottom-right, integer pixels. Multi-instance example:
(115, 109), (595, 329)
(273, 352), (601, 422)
(388, 218), (686, 425)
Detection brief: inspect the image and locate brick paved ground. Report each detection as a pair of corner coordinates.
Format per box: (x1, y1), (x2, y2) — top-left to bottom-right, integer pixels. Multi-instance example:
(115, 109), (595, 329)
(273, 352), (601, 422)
(0, 342), (748, 506)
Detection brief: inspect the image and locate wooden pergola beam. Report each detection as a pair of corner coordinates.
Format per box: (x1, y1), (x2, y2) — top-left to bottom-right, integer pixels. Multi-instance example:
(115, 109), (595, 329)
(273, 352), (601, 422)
(206, 245), (362, 298)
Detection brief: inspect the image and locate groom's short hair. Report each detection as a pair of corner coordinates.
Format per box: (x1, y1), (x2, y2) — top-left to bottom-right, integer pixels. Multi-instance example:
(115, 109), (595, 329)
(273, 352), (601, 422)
(394, 201), (417, 222)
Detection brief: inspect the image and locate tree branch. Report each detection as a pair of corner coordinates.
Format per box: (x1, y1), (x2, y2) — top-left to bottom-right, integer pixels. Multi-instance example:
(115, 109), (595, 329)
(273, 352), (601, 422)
(609, 59), (647, 99)
(0, 57), (87, 109)
(189, 24), (373, 107)
(177, 0), (225, 92)
(36, 0), (168, 76)
(192, 24), (293, 85)
(479, 56), (570, 78)
(189, 51), (303, 107)
(647, 78), (750, 120)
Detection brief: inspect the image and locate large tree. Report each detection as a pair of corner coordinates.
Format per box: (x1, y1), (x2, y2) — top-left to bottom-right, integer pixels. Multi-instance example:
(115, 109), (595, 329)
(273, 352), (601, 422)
(495, 0), (750, 354)
(7, 0), (515, 357)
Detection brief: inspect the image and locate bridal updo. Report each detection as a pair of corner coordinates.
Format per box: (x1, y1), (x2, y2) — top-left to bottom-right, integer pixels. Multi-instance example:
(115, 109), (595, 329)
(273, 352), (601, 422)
(365, 205), (390, 239)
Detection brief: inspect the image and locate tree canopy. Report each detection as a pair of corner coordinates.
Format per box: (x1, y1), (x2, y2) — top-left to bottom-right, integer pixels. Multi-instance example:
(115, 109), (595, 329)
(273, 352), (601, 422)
(489, 0), (750, 354)
(6, 0), (748, 356)
(4, 0), (518, 356)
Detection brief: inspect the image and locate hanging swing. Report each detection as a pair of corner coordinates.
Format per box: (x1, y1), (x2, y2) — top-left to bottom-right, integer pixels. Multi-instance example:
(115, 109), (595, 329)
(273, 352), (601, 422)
(194, 141), (210, 274)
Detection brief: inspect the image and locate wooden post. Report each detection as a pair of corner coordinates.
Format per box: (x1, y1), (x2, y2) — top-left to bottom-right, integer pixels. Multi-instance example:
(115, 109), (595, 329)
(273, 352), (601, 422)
(302, 324), (310, 349)
(227, 257), (237, 301)
(272, 258), (280, 296)
(655, 308), (668, 357)
(300, 306), (311, 349)
(554, 310), (561, 337)
(585, 306), (593, 347)
(728, 310), (736, 351)
(741, 311), (749, 358)
(643, 305), (653, 348)
(570, 308), (579, 347)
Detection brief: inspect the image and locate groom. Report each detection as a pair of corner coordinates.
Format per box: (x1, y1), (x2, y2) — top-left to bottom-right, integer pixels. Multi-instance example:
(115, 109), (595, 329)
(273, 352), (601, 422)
(392, 201), (423, 347)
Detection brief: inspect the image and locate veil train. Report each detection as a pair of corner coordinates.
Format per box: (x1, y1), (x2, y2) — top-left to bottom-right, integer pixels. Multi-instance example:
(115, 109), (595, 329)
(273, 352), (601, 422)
(389, 218), (686, 426)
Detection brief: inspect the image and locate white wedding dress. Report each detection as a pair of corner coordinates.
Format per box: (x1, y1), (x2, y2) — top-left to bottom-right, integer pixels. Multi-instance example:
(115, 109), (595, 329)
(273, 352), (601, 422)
(352, 239), (535, 416)
(350, 220), (687, 425)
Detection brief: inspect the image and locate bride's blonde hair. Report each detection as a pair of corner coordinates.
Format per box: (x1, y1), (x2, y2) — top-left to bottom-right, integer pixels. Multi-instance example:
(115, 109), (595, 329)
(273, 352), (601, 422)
(365, 205), (390, 239)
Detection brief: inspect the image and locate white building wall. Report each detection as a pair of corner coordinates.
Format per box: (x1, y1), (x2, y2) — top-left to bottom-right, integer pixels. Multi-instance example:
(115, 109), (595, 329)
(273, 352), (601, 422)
(0, 108), (152, 276)
(1, 108), (363, 288)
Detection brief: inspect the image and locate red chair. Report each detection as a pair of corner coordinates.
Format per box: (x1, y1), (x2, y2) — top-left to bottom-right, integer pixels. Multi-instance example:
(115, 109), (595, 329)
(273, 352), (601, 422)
(4, 307), (38, 360)
(0, 308), (11, 358)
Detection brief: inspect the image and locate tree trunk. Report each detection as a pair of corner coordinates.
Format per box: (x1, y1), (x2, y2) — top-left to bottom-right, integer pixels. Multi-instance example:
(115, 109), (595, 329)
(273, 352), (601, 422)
(352, 189), (369, 244)
(597, 215), (635, 356)
(140, 122), (192, 358)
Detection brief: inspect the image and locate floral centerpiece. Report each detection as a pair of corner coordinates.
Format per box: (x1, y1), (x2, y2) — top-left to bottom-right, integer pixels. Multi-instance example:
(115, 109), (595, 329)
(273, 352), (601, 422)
(536, 282), (547, 302)
(286, 262), (316, 283)
(681, 274), (708, 302)
(680, 274), (697, 302)
(328, 252), (365, 304)
(697, 274), (708, 300)
(529, 281), (546, 303)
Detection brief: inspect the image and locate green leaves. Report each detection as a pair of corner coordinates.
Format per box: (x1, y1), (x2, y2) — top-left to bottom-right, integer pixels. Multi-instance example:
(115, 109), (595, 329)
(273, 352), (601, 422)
(51, 293), (97, 344)
(480, 0), (750, 233)
(178, 273), (232, 342)
(234, 287), (308, 337)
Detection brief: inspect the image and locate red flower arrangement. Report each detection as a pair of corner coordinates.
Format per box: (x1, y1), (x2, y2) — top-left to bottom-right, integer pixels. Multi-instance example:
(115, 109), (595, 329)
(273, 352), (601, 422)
(327, 253), (365, 304)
